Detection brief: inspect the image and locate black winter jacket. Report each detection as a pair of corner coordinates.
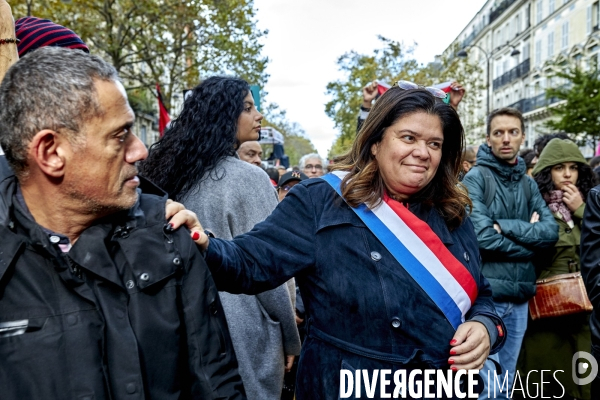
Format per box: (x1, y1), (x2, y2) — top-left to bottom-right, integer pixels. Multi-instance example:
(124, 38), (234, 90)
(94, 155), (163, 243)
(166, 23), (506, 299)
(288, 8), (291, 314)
(462, 144), (558, 302)
(581, 187), (600, 350)
(0, 177), (245, 400)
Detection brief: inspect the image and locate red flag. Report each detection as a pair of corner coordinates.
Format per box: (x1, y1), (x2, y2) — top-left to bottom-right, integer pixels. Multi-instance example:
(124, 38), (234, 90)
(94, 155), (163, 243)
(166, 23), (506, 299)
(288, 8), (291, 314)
(156, 83), (171, 137)
(377, 81), (391, 95)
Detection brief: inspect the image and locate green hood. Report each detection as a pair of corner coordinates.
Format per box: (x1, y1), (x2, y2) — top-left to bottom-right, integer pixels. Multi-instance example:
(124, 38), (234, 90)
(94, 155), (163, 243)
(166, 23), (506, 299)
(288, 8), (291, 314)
(532, 138), (587, 176)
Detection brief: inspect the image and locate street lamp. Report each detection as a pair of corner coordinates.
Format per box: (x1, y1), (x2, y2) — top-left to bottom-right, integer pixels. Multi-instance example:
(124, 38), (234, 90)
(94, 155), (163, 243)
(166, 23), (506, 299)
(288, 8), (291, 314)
(457, 44), (492, 116)
(458, 44), (521, 115)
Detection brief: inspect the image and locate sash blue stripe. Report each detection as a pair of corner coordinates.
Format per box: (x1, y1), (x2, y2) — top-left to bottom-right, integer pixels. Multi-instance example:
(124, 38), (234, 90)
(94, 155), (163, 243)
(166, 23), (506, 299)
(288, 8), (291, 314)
(322, 173), (462, 329)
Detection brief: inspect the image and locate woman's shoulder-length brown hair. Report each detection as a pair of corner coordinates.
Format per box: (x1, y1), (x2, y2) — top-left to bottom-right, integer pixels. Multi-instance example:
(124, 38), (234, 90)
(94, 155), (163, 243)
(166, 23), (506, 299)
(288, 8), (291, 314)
(330, 87), (472, 229)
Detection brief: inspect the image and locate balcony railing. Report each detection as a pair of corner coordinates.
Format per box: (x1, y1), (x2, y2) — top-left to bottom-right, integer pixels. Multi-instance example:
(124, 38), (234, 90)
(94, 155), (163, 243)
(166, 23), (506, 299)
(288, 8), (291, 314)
(493, 58), (530, 90)
(507, 93), (561, 113)
(489, 0), (518, 24)
(461, 20), (488, 49)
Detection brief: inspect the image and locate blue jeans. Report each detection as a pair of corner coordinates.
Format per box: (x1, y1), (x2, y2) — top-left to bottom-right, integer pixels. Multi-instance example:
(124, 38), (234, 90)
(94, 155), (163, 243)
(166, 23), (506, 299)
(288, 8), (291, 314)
(478, 301), (529, 399)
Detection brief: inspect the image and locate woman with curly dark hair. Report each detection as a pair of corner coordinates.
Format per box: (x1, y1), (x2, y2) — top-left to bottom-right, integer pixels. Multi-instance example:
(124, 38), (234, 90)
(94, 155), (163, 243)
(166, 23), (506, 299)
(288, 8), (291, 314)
(189, 85), (507, 398)
(517, 138), (597, 400)
(140, 76), (300, 400)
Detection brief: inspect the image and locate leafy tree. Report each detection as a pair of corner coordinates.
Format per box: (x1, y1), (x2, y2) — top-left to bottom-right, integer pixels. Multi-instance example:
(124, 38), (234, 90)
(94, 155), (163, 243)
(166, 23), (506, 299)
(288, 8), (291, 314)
(544, 64), (600, 150)
(12, 0), (268, 109)
(325, 38), (485, 157)
(325, 36), (421, 157)
(262, 103), (317, 167)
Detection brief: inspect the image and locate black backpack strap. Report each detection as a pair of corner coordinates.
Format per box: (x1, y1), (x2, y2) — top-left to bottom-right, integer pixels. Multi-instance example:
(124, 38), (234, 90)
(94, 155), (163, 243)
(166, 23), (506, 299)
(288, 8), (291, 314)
(477, 165), (497, 209)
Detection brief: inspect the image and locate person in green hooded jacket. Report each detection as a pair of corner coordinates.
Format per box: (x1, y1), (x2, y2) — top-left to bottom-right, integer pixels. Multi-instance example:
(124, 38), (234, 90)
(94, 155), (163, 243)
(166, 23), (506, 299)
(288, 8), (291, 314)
(517, 138), (598, 399)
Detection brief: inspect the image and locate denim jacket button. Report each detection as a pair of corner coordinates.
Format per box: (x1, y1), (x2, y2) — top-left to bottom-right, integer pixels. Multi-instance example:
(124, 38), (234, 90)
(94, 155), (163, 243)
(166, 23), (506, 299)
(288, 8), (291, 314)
(390, 317), (401, 329)
(126, 383), (136, 394)
(370, 251), (382, 261)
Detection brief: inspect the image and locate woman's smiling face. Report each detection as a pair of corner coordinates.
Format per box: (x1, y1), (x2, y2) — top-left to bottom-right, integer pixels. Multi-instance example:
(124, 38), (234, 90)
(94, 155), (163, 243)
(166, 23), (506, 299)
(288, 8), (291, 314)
(371, 111), (443, 202)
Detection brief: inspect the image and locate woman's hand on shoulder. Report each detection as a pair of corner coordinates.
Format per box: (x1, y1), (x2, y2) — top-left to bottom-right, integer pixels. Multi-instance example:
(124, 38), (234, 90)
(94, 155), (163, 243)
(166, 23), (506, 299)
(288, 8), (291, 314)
(165, 199), (210, 250)
(562, 184), (584, 213)
(447, 321), (490, 371)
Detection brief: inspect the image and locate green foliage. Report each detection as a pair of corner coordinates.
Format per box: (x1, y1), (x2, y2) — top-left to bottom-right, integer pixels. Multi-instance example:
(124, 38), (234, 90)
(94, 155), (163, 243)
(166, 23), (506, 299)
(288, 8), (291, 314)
(262, 103), (317, 167)
(325, 38), (485, 157)
(128, 88), (155, 115)
(544, 64), (600, 149)
(12, 0), (268, 110)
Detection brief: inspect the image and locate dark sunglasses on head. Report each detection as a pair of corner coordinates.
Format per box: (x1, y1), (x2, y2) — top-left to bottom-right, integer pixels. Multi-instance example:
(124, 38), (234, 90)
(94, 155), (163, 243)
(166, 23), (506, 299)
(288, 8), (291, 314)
(394, 80), (450, 104)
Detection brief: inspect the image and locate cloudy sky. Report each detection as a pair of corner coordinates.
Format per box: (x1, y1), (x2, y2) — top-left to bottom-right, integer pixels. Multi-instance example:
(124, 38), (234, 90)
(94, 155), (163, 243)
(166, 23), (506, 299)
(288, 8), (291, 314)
(253, 0), (487, 158)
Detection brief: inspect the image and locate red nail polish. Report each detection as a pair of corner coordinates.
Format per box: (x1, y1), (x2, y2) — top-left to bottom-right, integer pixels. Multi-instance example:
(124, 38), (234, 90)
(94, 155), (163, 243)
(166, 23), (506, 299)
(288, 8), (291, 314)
(451, 367), (457, 372)
(450, 349), (456, 355)
(192, 231), (200, 241)
(450, 339), (457, 345)
(448, 359), (455, 365)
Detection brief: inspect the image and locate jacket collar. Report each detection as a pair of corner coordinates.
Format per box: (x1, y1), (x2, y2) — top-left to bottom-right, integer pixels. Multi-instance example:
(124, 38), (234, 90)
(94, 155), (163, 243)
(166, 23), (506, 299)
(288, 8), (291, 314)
(476, 143), (526, 182)
(0, 175), (169, 286)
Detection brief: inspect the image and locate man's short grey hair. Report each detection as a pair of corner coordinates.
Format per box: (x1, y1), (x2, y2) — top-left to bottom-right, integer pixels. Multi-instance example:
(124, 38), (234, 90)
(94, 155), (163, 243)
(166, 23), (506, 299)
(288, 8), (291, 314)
(299, 153), (326, 169)
(0, 46), (120, 178)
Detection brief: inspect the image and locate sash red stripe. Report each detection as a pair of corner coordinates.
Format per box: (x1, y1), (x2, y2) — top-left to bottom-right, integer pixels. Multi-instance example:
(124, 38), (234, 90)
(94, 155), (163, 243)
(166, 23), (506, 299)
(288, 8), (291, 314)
(383, 195), (478, 304)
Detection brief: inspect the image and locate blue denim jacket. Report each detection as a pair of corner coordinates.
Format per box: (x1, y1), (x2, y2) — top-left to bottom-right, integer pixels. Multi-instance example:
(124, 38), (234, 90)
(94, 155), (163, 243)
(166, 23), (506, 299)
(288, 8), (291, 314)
(206, 178), (506, 398)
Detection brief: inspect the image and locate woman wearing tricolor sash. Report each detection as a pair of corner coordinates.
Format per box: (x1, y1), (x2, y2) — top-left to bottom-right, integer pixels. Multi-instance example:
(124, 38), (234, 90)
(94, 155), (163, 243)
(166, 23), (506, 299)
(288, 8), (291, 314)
(192, 86), (506, 399)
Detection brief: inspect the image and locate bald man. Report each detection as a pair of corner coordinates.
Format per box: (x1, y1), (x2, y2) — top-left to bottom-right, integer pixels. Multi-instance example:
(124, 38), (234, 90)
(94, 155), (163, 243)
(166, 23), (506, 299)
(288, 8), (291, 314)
(237, 141), (263, 168)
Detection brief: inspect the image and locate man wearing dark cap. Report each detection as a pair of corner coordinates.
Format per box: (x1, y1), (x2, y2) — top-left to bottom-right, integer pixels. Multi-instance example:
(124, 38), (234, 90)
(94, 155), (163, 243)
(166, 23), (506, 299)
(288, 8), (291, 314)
(278, 171), (308, 202)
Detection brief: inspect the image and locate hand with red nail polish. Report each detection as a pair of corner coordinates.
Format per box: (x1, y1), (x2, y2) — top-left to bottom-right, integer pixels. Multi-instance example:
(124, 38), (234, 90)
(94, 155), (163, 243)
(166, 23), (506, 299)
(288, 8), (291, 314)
(164, 199), (209, 250)
(446, 321), (490, 371)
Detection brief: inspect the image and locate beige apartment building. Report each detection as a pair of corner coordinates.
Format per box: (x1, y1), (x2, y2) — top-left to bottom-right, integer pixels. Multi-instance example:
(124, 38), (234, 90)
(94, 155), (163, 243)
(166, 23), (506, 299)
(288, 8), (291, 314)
(446, 0), (600, 155)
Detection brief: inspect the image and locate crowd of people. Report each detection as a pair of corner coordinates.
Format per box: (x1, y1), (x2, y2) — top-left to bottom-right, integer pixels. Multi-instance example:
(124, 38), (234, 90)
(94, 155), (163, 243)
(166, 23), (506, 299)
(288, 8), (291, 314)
(3, 2), (600, 399)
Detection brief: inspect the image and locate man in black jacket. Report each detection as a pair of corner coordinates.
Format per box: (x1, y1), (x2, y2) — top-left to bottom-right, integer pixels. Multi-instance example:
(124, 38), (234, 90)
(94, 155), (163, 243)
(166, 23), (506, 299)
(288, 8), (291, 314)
(0, 47), (245, 399)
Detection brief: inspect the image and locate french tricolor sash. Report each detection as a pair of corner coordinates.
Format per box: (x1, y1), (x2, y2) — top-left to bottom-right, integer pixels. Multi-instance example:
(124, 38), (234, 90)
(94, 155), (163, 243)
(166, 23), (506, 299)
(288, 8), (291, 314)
(321, 171), (478, 330)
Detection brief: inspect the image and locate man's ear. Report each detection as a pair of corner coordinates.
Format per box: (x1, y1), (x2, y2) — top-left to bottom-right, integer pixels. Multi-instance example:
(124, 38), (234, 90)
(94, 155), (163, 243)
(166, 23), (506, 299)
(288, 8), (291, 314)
(28, 130), (69, 178)
(462, 160), (470, 172)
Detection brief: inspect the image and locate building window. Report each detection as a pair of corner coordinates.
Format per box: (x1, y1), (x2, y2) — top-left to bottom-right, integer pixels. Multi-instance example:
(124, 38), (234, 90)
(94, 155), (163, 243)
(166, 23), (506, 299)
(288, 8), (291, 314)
(516, 14), (520, 36)
(562, 21), (569, 49)
(549, 0), (555, 14)
(523, 41), (530, 60)
(591, 54), (599, 70)
(537, 0), (543, 24)
(547, 32), (554, 58)
(588, 5), (593, 35)
(141, 125), (147, 145)
(535, 40), (542, 65)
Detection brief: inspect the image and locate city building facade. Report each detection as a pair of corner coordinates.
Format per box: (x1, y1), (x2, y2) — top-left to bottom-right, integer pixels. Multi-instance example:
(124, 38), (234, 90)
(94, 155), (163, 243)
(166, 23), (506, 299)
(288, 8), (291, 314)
(446, 0), (599, 155)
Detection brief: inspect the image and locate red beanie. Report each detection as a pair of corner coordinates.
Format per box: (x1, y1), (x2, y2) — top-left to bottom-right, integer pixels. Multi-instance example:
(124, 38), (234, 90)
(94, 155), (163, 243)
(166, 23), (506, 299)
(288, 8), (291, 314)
(15, 17), (89, 57)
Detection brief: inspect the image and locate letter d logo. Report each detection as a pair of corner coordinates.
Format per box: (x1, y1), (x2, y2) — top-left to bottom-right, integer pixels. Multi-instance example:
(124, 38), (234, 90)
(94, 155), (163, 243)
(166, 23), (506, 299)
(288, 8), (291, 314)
(572, 351), (598, 385)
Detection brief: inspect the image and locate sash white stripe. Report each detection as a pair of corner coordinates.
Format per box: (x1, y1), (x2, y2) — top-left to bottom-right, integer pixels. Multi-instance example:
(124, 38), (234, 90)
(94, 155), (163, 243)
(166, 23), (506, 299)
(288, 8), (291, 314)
(371, 201), (471, 321)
